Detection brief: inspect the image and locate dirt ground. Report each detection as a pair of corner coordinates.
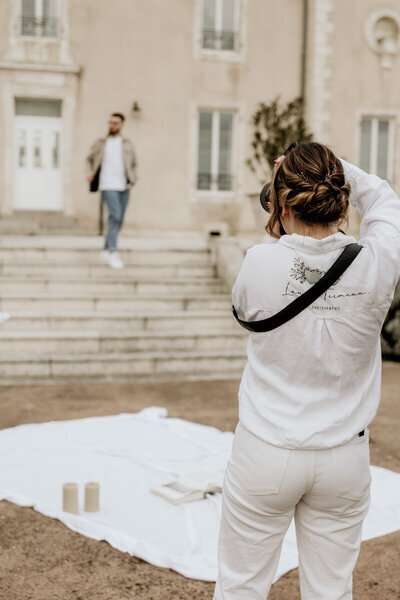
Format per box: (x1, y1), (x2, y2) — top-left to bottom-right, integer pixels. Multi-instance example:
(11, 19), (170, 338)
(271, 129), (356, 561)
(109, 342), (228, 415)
(0, 362), (399, 600)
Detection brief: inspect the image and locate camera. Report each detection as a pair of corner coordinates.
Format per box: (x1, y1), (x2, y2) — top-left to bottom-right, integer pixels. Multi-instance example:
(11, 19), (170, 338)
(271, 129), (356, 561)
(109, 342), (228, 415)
(259, 142), (298, 214)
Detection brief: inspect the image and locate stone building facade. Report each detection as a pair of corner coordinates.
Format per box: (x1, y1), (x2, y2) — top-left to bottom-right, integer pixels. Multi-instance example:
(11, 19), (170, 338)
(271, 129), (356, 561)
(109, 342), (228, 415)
(0, 0), (399, 236)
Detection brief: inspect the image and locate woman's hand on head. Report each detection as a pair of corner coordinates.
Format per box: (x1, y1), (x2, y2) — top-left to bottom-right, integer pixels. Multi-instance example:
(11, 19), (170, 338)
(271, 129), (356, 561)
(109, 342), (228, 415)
(273, 155), (285, 170)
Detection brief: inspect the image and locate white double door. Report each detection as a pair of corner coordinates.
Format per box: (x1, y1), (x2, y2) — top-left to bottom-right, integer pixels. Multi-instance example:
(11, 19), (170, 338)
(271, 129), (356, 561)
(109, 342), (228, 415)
(14, 115), (62, 211)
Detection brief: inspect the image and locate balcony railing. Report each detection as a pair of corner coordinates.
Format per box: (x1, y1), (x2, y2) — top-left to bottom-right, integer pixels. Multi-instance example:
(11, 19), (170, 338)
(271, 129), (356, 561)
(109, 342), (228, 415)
(202, 29), (237, 51)
(217, 173), (233, 191)
(197, 172), (212, 190)
(21, 15), (58, 38)
(197, 173), (233, 191)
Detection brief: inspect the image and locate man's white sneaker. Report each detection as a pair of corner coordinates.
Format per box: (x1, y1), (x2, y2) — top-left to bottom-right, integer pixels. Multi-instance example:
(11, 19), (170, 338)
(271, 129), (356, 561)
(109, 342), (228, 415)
(108, 252), (124, 269)
(99, 250), (112, 265)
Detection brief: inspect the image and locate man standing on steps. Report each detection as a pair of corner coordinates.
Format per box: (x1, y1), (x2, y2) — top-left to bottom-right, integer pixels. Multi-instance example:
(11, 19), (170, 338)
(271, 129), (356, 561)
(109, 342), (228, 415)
(86, 112), (137, 269)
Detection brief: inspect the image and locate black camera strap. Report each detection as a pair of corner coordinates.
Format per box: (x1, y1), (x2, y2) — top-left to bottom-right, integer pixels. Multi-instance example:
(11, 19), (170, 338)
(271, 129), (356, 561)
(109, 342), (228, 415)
(232, 243), (363, 333)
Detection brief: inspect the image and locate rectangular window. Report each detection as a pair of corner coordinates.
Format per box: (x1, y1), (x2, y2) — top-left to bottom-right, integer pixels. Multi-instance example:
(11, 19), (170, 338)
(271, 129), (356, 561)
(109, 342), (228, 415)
(202, 0), (238, 51)
(197, 110), (235, 192)
(15, 98), (62, 117)
(21, 0), (58, 38)
(359, 117), (394, 180)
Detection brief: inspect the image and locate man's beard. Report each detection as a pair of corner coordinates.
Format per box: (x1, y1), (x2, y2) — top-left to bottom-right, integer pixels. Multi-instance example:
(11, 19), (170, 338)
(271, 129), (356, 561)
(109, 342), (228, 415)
(108, 128), (119, 136)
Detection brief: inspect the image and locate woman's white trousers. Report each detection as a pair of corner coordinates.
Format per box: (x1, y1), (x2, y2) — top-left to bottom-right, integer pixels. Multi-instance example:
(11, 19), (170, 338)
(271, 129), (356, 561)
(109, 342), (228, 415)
(214, 423), (371, 600)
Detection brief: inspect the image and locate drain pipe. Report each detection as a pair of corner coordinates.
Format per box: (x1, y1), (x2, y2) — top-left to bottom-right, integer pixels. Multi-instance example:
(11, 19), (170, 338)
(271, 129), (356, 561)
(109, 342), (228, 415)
(300, 0), (309, 110)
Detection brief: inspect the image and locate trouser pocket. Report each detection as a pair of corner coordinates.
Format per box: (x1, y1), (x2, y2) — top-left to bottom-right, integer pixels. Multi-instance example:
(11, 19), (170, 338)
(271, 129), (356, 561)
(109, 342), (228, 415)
(330, 431), (371, 501)
(227, 423), (291, 495)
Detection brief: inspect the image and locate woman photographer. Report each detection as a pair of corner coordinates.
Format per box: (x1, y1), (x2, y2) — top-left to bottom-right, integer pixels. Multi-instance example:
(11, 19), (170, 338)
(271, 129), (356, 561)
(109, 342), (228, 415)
(214, 142), (400, 599)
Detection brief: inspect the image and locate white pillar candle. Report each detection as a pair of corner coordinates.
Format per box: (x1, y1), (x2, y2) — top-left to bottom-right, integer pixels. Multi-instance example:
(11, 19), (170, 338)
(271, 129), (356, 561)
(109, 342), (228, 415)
(63, 482), (79, 514)
(84, 482), (100, 512)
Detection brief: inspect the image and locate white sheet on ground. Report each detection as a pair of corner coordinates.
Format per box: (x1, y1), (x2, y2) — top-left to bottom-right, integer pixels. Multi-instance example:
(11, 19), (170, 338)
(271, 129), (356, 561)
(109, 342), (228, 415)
(0, 407), (399, 582)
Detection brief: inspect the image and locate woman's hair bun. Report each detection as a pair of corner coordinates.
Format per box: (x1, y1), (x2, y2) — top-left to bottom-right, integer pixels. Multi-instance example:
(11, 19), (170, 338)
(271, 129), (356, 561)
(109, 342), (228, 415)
(266, 142), (351, 237)
(294, 178), (351, 224)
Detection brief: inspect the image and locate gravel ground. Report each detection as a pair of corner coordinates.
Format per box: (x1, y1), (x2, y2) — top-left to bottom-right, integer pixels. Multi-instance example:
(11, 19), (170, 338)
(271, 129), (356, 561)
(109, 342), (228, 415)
(0, 362), (399, 599)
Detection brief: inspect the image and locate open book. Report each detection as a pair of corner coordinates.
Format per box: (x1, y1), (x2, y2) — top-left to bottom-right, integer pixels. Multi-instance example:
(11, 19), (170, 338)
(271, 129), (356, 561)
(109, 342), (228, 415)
(150, 471), (222, 505)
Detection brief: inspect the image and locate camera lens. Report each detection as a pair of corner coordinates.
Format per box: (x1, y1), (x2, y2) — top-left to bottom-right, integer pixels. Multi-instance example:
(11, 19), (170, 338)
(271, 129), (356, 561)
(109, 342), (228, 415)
(260, 182), (271, 213)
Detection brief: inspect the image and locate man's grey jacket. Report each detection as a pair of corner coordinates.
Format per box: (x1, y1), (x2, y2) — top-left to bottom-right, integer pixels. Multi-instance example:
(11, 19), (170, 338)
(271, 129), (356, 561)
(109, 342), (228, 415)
(86, 136), (137, 186)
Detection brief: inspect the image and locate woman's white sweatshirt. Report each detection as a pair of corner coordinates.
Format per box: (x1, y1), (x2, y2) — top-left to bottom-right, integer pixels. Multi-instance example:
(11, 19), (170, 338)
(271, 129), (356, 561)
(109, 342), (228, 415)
(233, 160), (400, 449)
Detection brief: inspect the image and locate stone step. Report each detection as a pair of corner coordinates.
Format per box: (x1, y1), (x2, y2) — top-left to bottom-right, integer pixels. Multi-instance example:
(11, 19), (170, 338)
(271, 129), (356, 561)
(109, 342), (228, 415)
(0, 236), (209, 250)
(0, 212), (90, 235)
(0, 262), (216, 279)
(0, 277), (224, 295)
(0, 294), (231, 312)
(0, 350), (246, 383)
(0, 248), (212, 265)
(0, 310), (236, 332)
(0, 330), (246, 354)
(0, 236), (211, 265)
(0, 235), (242, 383)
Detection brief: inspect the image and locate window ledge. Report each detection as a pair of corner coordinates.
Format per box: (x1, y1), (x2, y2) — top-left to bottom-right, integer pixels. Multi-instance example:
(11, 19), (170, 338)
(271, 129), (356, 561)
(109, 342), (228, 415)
(0, 60), (81, 74)
(17, 35), (60, 43)
(198, 49), (245, 64)
(192, 191), (238, 203)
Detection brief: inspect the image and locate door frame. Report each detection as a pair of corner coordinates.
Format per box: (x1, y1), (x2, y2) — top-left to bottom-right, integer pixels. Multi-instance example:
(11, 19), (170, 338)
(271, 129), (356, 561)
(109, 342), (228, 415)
(1, 69), (77, 217)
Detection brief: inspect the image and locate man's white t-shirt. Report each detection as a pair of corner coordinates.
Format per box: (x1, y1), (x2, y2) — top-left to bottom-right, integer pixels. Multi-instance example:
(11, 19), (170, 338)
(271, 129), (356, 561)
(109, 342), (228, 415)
(99, 136), (127, 191)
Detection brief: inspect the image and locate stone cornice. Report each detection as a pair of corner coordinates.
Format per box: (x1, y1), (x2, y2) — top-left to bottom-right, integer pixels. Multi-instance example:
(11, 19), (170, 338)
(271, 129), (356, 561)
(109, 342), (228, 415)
(0, 61), (81, 74)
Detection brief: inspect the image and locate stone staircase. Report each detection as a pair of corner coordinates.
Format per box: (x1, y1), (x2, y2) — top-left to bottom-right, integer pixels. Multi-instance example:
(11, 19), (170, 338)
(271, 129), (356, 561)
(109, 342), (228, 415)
(0, 236), (247, 383)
